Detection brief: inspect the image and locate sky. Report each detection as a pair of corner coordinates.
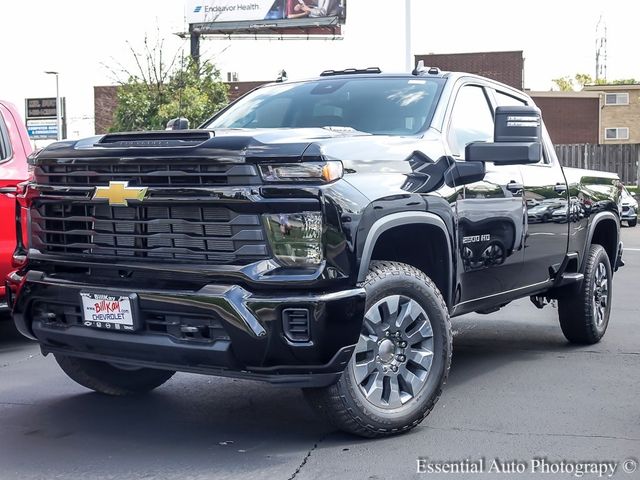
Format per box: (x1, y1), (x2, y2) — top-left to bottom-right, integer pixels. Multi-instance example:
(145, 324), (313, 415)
(1, 0), (637, 139)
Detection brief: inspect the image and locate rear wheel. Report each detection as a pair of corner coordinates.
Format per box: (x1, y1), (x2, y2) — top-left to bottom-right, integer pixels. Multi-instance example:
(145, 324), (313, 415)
(55, 355), (175, 395)
(558, 244), (612, 344)
(304, 261), (452, 438)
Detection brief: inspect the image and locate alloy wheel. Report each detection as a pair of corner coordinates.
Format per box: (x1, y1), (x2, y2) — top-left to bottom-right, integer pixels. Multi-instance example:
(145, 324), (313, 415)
(593, 262), (609, 328)
(350, 295), (434, 409)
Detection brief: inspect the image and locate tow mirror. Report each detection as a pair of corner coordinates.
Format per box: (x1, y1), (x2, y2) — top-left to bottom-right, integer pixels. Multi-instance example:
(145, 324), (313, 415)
(166, 117), (190, 130)
(466, 106), (542, 165)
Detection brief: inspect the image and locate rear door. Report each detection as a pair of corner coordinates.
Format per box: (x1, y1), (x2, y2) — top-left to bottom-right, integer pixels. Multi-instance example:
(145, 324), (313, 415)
(446, 82), (526, 304)
(491, 89), (569, 285)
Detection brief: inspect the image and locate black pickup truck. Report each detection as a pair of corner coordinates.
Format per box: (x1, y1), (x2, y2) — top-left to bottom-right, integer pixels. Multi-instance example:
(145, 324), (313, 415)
(7, 66), (623, 438)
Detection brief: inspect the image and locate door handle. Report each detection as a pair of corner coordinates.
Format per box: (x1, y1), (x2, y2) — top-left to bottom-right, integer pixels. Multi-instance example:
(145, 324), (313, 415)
(506, 181), (524, 193)
(554, 182), (567, 193)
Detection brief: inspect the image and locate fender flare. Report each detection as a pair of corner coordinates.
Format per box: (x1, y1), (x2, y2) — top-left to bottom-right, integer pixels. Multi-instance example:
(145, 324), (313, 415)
(356, 211), (453, 302)
(581, 211), (620, 270)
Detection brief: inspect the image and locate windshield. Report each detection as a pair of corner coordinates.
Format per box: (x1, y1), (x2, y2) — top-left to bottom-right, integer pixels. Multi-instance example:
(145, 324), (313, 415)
(204, 77), (445, 136)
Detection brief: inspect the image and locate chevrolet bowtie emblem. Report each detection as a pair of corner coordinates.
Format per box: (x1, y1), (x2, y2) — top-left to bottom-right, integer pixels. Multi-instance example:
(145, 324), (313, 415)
(92, 181), (148, 206)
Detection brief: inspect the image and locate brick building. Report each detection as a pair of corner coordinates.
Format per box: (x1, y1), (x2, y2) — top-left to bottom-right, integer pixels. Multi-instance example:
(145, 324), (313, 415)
(415, 50), (524, 90)
(529, 91), (600, 145)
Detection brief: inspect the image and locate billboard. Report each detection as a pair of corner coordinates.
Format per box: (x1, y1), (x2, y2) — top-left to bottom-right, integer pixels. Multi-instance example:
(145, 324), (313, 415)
(186, 0), (346, 34)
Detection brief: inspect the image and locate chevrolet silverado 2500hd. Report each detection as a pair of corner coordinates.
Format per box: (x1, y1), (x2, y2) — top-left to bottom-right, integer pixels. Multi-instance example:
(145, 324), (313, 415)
(8, 67), (623, 437)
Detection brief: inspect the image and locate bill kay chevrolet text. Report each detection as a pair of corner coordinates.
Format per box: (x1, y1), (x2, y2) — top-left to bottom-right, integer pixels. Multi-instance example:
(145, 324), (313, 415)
(8, 66), (623, 437)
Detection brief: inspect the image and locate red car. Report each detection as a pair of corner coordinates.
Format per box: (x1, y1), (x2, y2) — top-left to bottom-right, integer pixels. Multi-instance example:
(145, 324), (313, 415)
(0, 100), (31, 312)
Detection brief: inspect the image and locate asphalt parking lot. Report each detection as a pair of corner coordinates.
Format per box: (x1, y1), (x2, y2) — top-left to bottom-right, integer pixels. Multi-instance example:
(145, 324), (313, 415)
(1, 228), (639, 480)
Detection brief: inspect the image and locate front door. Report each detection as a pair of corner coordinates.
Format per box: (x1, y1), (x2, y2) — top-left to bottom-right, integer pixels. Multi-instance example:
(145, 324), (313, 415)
(446, 83), (526, 304)
(491, 89), (569, 286)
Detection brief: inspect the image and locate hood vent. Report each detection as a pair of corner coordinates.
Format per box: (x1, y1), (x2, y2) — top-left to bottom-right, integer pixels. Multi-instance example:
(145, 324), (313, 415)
(97, 131), (212, 148)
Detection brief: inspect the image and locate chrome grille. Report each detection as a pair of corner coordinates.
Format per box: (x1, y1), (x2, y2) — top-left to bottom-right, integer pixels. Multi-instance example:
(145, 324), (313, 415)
(31, 203), (268, 264)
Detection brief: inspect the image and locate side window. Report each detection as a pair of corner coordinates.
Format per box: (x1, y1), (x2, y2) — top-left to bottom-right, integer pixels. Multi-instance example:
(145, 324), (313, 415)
(495, 91), (526, 107)
(0, 115), (11, 162)
(447, 85), (494, 158)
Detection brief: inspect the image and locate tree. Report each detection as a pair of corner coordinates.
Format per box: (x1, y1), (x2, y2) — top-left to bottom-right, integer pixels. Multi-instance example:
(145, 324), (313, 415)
(552, 72), (639, 91)
(107, 34), (228, 132)
(552, 76), (574, 91)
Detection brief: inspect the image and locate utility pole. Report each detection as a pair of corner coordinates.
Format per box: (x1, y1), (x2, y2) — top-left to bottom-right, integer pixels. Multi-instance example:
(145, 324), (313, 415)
(189, 25), (201, 66)
(405, 0), (412, 72)
(595, 16), (607, 82)
(44, 71), (62, 141)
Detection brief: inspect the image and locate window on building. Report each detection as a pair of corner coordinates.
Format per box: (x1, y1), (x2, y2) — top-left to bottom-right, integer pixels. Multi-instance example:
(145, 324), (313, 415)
(605, 127), (629, 140)
(604, 93), (629, 105)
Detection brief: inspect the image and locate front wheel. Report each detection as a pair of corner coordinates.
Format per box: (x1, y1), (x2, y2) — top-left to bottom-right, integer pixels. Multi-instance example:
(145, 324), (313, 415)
(55, 355), (175, 396)
(304, 261), (452, 438)
(557, 244), (612, 344)
(628, 218), (637, 227)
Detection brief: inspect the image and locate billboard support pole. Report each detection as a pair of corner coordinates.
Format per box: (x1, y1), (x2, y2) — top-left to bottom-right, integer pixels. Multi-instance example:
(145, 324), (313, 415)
(405, 0), (412, 72)
(190, 28), (201, 66)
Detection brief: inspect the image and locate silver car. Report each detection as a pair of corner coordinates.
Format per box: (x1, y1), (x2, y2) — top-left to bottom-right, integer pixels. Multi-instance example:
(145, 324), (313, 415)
(621, 186), (638, 227)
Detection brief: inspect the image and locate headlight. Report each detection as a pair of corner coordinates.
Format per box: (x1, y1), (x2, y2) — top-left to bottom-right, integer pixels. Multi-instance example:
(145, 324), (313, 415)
(259, 161), (343, 183)
(263, 212), (323, 266)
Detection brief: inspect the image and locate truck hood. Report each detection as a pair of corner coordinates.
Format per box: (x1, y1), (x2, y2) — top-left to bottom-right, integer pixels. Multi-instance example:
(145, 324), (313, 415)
(34, 128), (426, 164)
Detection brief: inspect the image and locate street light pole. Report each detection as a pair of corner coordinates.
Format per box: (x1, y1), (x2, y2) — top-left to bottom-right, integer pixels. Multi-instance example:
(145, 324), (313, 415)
(44, 71), (62, 141)
(405, 0), (412, 72)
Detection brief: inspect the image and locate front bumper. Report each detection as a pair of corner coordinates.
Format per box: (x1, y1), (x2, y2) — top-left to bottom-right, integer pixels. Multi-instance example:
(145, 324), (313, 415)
(11, 270), (366, 387)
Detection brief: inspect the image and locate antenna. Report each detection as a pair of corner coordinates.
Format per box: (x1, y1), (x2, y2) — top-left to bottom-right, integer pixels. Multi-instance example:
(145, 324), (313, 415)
(595, 15), (608, 82)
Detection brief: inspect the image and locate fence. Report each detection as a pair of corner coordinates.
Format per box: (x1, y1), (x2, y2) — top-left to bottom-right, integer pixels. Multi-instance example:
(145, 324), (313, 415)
(555, 144), (640, 186)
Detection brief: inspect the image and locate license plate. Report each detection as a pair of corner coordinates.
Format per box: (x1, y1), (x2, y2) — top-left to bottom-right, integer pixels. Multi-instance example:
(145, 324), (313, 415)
(80, 292), (137, 331)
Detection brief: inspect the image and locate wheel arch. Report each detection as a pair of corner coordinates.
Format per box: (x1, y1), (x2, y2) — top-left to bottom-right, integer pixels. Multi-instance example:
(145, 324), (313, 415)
(583, 211), (620, 271)
(356, 212), (453, 307)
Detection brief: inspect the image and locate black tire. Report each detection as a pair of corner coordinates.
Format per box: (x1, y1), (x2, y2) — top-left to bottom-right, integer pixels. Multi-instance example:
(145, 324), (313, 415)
(558, 244), (612, 344)
(54, 354), (175, 396)
(304, 261), (452, 438)
(628, 219), (637, 227)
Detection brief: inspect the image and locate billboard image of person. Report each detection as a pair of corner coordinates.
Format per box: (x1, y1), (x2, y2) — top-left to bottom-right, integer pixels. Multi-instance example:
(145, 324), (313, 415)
(290, 0), (340, 18)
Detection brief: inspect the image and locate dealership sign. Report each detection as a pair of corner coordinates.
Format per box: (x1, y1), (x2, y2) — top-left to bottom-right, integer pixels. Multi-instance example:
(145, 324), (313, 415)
(26, 119), (58, 140)
(24, 97), (66, 140)
(26, 97), (59, 119)
(186, 0), (346, 32)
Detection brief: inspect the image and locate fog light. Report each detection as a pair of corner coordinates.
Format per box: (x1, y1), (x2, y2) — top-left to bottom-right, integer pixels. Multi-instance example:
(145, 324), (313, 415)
(263, 212), (323, 266)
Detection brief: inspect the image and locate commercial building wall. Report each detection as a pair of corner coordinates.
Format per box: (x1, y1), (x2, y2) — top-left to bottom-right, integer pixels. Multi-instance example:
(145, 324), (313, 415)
(414, 51), (524, 89)
(530, 93), (600, 145)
